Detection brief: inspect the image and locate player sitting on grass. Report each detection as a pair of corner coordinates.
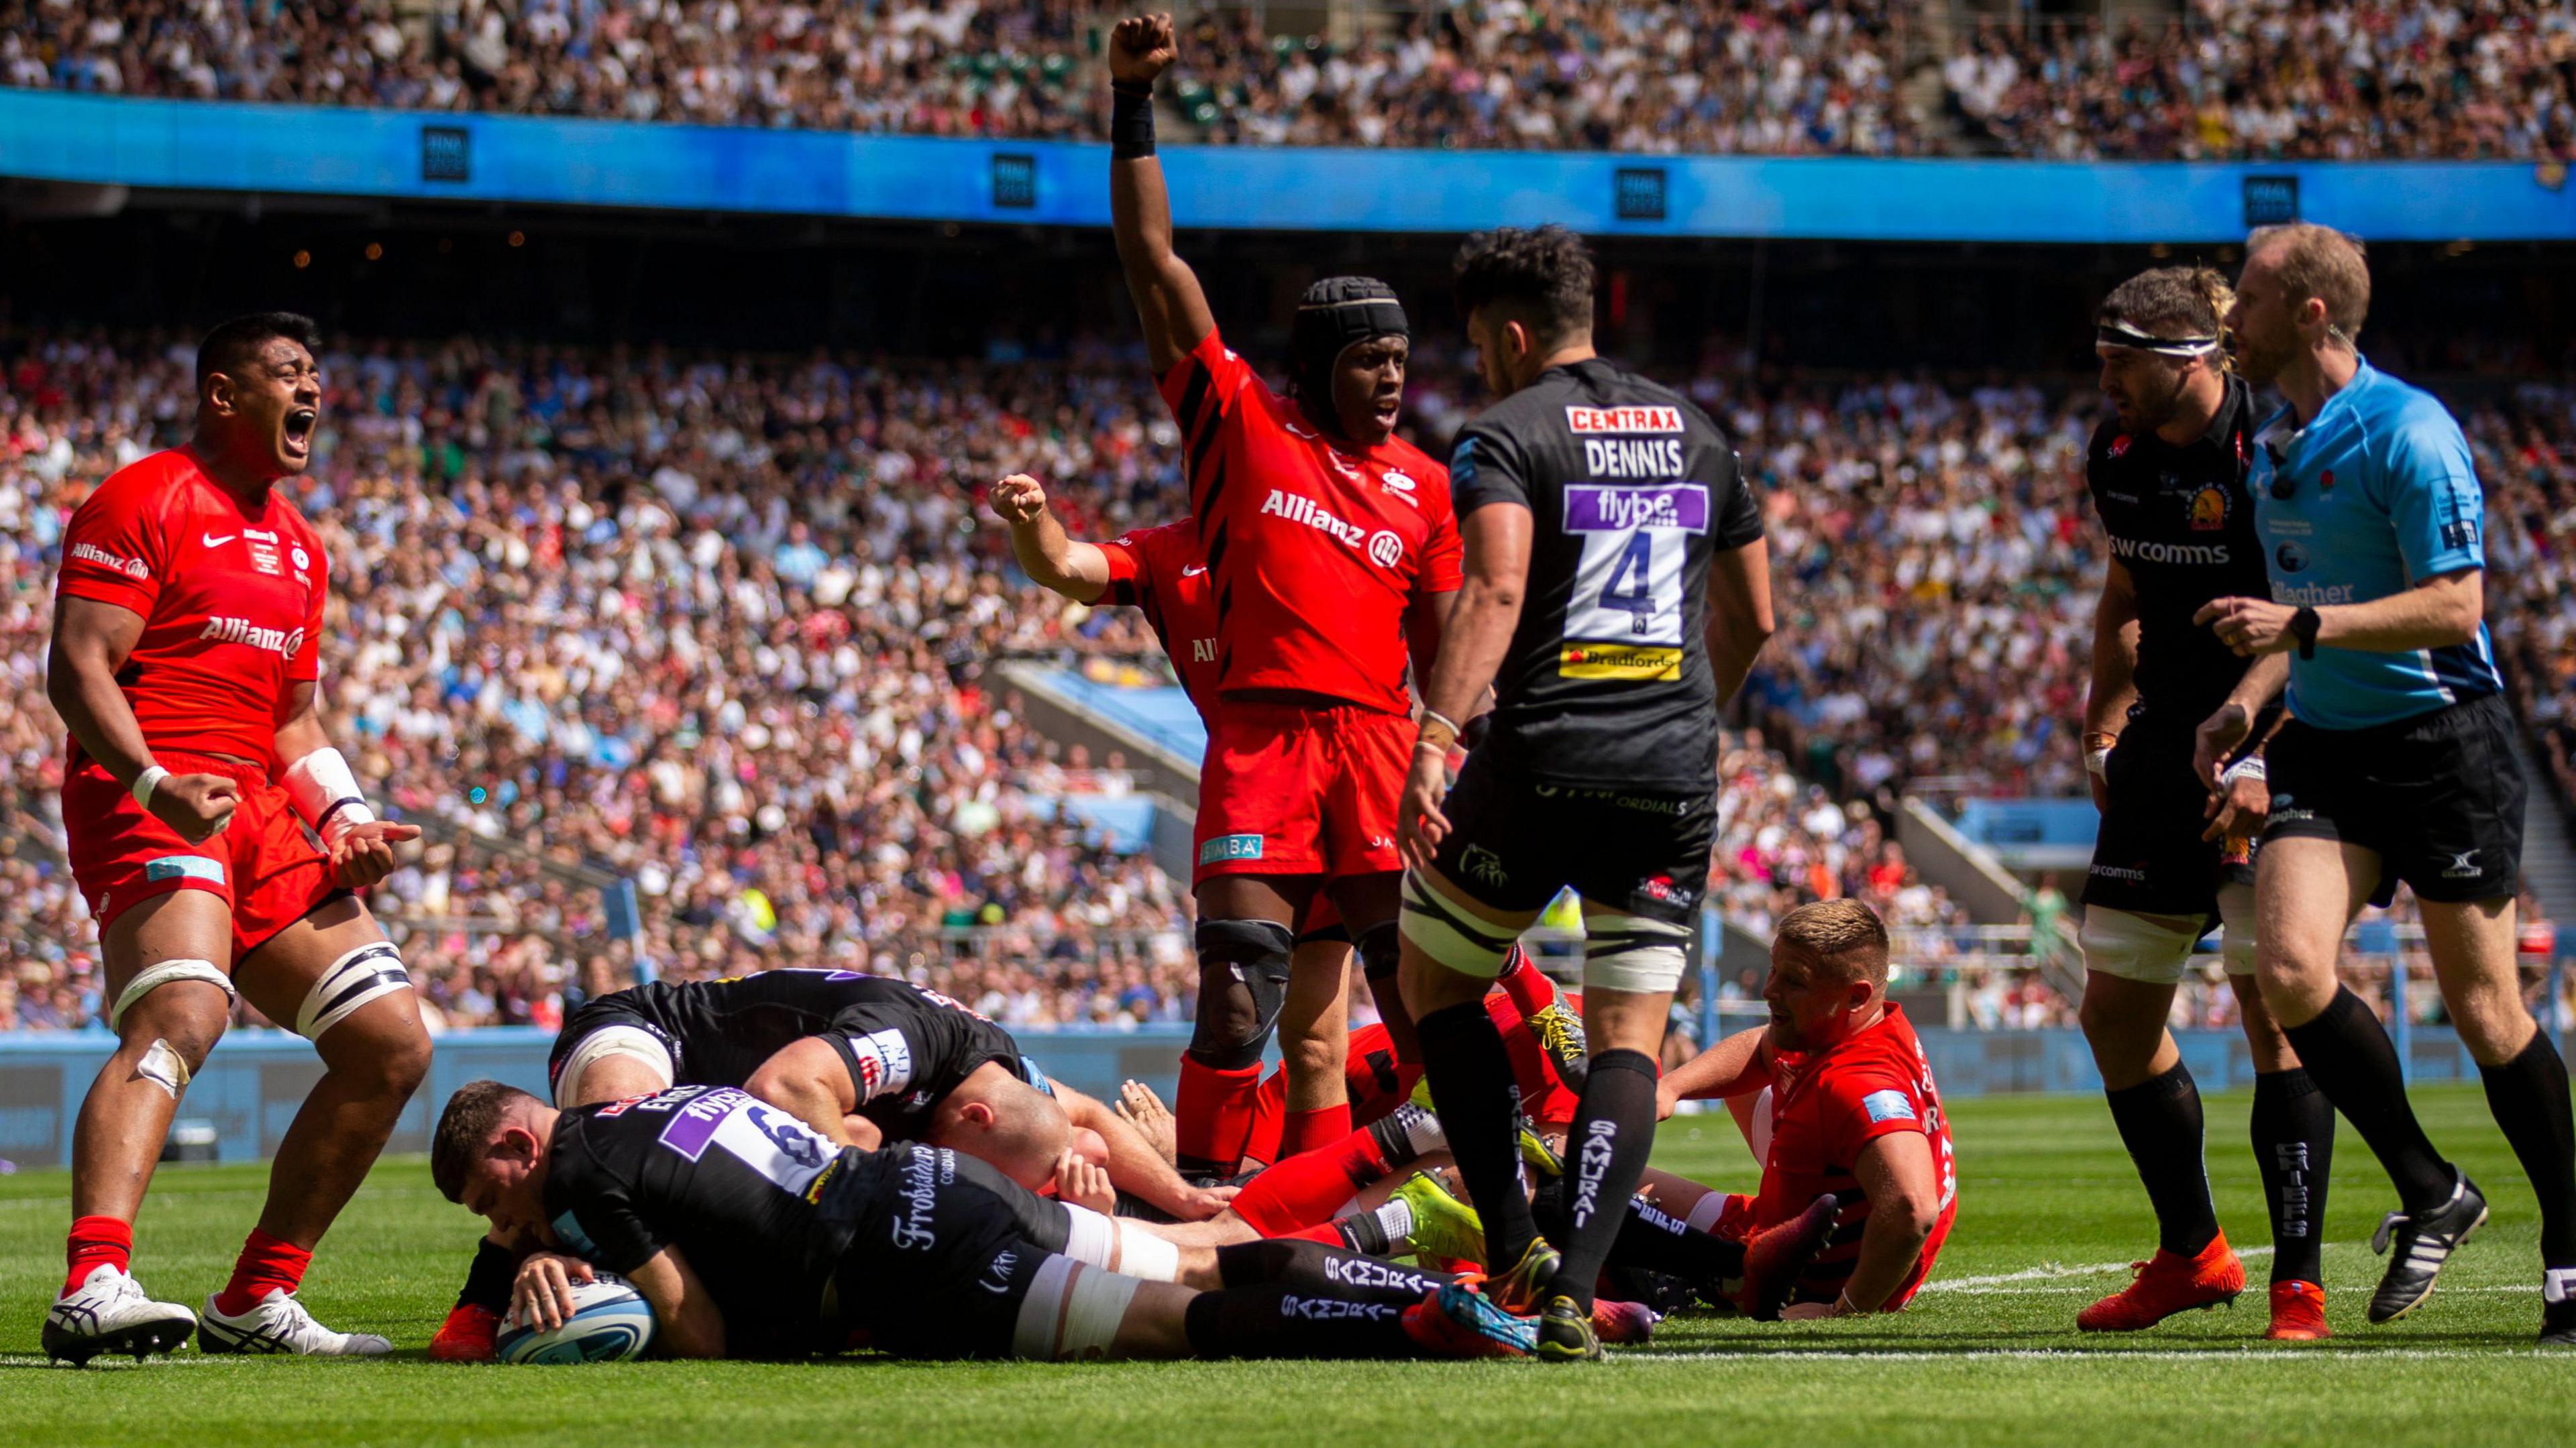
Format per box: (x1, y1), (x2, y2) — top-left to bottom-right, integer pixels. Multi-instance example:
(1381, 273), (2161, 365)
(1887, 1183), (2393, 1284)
(433, 1080), (1538, 1361)
(432, 969), (1218, 1359)
(1652, 900), (1957, 1317)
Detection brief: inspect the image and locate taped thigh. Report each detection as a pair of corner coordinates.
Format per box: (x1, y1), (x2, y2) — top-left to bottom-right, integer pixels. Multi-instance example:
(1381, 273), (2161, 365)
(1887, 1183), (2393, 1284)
(1398, 867), (1519, 981)
(1060, 1203), (1118, 1268)
(554, 1024), (678, 1106)
(2216, 883), (2257, 977)
(1580, 906), (1690, 995)
(2077, 905), (2202, 987)
(1012, 1255), (1142, 1361)
(108, 958), (235, 1032)
(297, 940), (413, 1040)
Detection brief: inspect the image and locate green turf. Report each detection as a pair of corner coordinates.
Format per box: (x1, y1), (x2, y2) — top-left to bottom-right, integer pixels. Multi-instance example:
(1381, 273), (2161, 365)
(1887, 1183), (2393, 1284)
(5, 1085), (2575, 1447)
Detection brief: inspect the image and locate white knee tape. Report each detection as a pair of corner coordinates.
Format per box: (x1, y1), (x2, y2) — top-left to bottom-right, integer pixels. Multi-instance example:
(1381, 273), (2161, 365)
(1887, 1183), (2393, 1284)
(554, 1025), (677, 1106)
(297, 942), (412, 1040)
(1684, 1190), (1731, 1235)
(134, 1038), (193, 1101)
(1115, 1221), (1181, 1283)
(2078, 906), (2203, 987)
(2217, 883), (2257, 977)
(1582, 911), (1690, 995)
(1398, 871), (1515, 981)
(1012, 1256), (1140, 1361)
(1061, 1203), (1117, 1268)
(108, 959), (235, 1032)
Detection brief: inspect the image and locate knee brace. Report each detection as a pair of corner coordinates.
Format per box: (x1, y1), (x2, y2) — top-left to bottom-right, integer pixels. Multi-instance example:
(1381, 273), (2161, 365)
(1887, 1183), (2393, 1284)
(297, 941), (413, 1040)
(1581, 909), (1690, 995)
(108, 958), (235, 1032)
(2077, 905), (2203, 987)
(2217, 883), (2257, 977)
(1355, 920), (1400, 985)
(1190, 919), (1293, 1070)
(1398, 871), (1516, 981)
(1012, 1256), (1140, 1361)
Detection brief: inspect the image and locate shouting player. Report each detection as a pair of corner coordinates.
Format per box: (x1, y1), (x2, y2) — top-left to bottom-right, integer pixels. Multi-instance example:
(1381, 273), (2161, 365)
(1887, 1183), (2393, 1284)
(1108, 15), (1462, 1177)
(2198, 225), (2576, 1343)
(2073, 268), (2334, 1340)
(43, 313), (430, 1363)
(1396, 225), (1773, 1359)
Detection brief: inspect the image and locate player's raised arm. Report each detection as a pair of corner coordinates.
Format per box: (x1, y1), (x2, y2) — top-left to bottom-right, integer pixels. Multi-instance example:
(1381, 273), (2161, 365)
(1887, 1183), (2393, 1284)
(1107, 13), (1218, 376)
(989, 474), (1113, 602)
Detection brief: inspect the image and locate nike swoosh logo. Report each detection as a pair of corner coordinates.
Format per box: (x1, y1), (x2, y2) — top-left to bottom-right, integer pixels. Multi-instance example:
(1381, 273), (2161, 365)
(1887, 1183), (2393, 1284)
(1181, 565), (1206, 577)
(202, 533), (235, 547)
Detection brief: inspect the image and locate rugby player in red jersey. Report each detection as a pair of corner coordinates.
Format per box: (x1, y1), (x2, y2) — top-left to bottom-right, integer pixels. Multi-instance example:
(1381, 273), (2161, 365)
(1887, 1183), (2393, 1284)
(1106, 46), (1469, 1180)
(1654, 900), (1955, 1315)
(41, 314), (431, 1364)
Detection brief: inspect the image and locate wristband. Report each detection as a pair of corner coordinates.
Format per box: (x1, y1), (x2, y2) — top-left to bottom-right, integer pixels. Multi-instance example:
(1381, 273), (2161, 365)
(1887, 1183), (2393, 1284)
(284, 747), (377, 849)
(2220, 754), (2267, 787)
(1416, 709), (1462, 755)
(1111, 82), (1155, 159)
(130, 764), (170, 810)
(2083, 731), (2117, 779)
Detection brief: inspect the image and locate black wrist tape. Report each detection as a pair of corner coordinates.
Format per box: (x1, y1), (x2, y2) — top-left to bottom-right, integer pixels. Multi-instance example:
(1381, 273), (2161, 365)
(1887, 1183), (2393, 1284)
(1112, 83), (1155, 159)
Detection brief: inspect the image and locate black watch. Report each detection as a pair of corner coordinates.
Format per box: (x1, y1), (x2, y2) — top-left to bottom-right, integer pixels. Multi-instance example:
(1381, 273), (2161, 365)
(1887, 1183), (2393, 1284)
(2290, 606), (2321, 659)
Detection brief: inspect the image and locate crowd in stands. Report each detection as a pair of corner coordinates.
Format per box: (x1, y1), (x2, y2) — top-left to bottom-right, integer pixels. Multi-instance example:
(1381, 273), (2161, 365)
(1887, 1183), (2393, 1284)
(6, 0), (2575, 160)
(2, 323), (2569, 1035)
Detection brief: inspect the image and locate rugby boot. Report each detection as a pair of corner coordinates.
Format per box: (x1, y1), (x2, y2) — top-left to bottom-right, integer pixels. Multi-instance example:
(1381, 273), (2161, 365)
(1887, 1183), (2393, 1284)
(1735, 1192), (1841, 1322)
(2264, 1280), (2330, 1341)
(42, 1266), (197, 1366)
(2076, 1231), (2245, 1331)
(1390, 1172), (1487, 1267)
(2367, 1174), (2486, 1324)
(1589, 1297), (1660, 1345)
(199, 1290), (391, 1356)
(1402, 1282), (1536, 1359)
(2540, 1292), (2576, 1347)
(1487, 1236), (1562, 1315)
(1532, 1294), (1605, 1362)
(428, 1302), (504, 1361)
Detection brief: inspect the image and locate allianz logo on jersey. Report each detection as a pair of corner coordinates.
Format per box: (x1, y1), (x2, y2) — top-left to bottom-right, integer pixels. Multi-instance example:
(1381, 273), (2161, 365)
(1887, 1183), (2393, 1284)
(199, 614), (305, 659)
(69, 541), (150, 580)
(1258, 489), (1405, 569)
(1565, 404), (1682, 434)
(1566, 484), (1709, 535)
(2108, 535), (2230, 566)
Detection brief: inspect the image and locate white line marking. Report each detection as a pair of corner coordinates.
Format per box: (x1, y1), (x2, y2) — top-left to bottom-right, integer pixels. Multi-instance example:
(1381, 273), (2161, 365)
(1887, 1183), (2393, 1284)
(1921, 1247), (2274, 1292)
(1622, 1347), (2555, 1363)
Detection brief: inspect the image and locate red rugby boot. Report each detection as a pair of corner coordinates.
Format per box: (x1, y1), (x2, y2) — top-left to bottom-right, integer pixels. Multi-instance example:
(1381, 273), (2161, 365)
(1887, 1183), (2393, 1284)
(428, 1302), (502, 1362)
(2265, 1280), (2330, 1341)
(2077, 1232), (2246, 1331)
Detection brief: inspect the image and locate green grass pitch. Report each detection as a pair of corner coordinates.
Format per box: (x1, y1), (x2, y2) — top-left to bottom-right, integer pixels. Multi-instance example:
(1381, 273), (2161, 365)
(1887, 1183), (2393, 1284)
(4, 1084), (2573, 1447)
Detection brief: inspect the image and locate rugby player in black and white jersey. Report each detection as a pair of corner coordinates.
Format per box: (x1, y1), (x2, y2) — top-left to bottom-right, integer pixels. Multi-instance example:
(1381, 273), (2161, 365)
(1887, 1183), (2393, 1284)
(1394, 226), (1780, 1361)
(431, 1080), (1540, 1361)
(429, 970), (1222, 1359)
(2071, 268), (2335, 1341)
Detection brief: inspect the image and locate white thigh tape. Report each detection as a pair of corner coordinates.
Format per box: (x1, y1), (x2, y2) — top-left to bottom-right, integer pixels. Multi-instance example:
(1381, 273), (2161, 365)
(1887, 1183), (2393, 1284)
(1397, 871), (1514, 981)
(297, 942), (412, 1039)
(1060, 1203), (1117, 1268)
(2217, 883), (2258, 977)
(1114, 1221), (1181, 1283)
(1684, 1190), (1731, 1235)
(1581, 911), (1690, 995)
(1012, 1256), (1139, 1361)
(2078, 905), (2202, 987)
(554, 1024), (677, 1106)
(108, 958), (235, 1032)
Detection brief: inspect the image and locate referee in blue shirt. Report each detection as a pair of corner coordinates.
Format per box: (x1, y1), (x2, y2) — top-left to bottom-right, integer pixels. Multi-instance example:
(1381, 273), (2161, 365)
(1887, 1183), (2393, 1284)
(2196, 223), (2575, 1344)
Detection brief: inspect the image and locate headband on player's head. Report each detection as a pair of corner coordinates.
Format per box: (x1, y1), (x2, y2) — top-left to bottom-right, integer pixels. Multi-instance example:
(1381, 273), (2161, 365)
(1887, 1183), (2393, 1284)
(1291, 276), (1409, 409)
(2096, 318), (2221, 357)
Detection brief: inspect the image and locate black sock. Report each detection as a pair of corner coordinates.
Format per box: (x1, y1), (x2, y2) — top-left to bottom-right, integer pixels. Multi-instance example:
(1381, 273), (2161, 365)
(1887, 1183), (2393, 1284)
(1336, 1209), (1393, 1256)
(2251, 1067), (2335, 1285)
(1365, 1103), (1440, 1171)
(1212, 1239), (1447, 1304)
(2479, 1030), (2576, 1269)
(2282, 987), (2454, 1212)
(457, 1237), (516, 1313)
(1534, 1176), (1743, 1285)
(1414, 1001), (1538, 1272)
(1181, 1283), (1417, 1359)
(2104, 1062), (2219, 1256)
(1550, 1049), (1662, 1313)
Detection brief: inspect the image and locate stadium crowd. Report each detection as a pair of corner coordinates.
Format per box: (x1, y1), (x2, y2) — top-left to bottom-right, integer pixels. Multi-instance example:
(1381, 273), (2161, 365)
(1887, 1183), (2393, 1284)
(5, 0), (2574, 160)
(1, 325), (2567, 1035)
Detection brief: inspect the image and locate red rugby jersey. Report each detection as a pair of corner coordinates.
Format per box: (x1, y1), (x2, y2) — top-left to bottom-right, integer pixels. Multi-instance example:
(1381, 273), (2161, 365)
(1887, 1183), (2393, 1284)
(1157, 328), (1461, 718)
(1753, 1003), (1957, 1310)
(1099, 519), (1222, 724)
(54, 447), (327, 769)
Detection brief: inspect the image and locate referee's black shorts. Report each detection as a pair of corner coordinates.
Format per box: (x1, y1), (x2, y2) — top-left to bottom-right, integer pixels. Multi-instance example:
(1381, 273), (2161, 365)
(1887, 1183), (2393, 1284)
(2263, 693), (2525, 905)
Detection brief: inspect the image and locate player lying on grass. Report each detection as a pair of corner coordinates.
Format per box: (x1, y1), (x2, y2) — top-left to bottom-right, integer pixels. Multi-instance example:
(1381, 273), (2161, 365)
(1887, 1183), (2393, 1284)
(433, 969), (1218, 1358)
(1653, 900), (1957, 1317)
(433, 1080), (1538, 1361)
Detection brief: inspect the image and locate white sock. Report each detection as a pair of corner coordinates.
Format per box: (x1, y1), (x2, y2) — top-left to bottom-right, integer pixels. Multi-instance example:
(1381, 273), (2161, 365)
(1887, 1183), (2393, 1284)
(2546, 1268), (2576, 1304)
(1373, 1198), (1416, 1247)
(1389, 1104), (1446, 1160)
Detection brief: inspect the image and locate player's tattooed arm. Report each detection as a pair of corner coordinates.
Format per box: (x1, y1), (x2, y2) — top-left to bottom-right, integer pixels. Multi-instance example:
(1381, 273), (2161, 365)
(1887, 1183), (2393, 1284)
(626, 1246), (726, 1359)
(1655, 1024), (1772, 1121)
(1703, 536), (1776, 708)
(48, 595), (240, 844)
(989, 474), (1112, 602)
(1108, 13), (1218, 374)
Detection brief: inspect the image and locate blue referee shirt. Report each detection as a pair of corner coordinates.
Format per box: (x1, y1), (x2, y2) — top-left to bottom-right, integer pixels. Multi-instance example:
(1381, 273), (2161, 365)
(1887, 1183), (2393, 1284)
(2248, 357), (2500, 731)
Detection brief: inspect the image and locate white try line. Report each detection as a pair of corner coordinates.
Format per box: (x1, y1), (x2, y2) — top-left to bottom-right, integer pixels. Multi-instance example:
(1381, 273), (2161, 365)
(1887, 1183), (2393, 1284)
(0, 1354), (231, 1369)
(1620, 1347), (2556, 1363)
(1918, 1247), (2275, 1294)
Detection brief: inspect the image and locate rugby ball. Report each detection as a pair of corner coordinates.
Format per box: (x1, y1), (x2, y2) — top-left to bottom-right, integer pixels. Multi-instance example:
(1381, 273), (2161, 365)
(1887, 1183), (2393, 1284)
(494, 1271), (657, 1363)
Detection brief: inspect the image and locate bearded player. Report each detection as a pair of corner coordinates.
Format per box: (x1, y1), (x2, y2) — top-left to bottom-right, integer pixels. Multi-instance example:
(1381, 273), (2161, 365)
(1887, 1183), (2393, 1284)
(1108, 15), (1462, 1179)
(42, 313), (430, 1363)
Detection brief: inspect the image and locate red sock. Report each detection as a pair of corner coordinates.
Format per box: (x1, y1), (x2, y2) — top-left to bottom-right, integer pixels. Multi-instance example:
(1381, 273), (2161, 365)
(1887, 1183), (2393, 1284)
(1230, 1127), (1395, 1235)
(1281, 1103), (1352, 1158)
(1174, 1055), (1265, 1175)
(213, 1229), (311, 1317)
(1240, 1074), (1287, 1168)
(1498, 946), (1556, 1019)
(65, 1215), (132, 1295)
